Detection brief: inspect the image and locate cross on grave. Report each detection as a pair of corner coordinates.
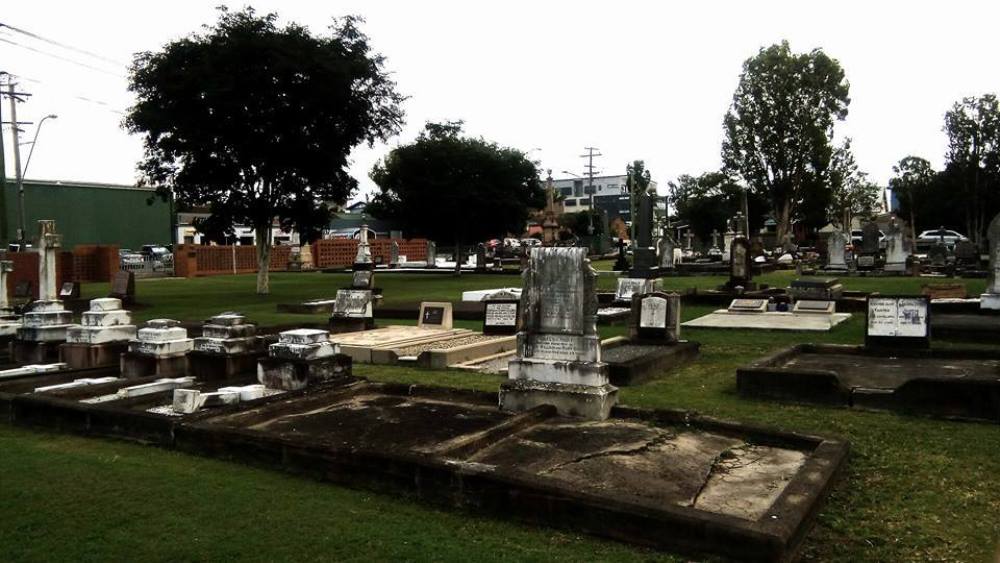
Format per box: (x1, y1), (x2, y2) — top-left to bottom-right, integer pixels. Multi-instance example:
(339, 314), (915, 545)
(710, 229), (720, 249)
(684, 230), (695, 250)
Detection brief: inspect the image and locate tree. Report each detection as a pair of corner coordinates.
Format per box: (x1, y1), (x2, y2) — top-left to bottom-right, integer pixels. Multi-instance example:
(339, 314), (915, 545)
(943, 94), (1000, 244)
(668, 172), (767, 242)
(722, 41), (850, 242)
(368, 121), (544, 274)
(559, 209), (605, 239)
(889, 156), (935, 242)
(827, 139), (881, 229)
(125, 8), (404, 294)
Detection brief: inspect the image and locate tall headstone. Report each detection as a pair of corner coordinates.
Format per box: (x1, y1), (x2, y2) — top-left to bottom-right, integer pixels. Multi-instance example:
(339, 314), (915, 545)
(0, 260), (13, 312)
(981, 212), (1000, 311)
(857, 222), (880, 270)
(722, 227), (735, 261)
(883, 219), (909, 273)
(630, 190), (657, 277)
(499, 247), (616, 420)
(826, 227), (849, 271)
(425, 240), (437, 268)
(658, 232), (675, 269)
(389, 240), (400, 268)
(38, 220), (60, 300)
(613, 238), (630, 272)
(929, 226), (949, 268)
(353, 224), (373, 271)
(728, 237), (753, 289)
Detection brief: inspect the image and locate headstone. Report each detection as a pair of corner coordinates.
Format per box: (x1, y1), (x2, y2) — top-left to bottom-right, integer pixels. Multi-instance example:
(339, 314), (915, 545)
(684, 230), (695, 250)
(65, 298), (137, 345)
(109, 271), (136, 304)
(13, 281), (32, 299)
(476, 244), (487, 272)
(352, 270), (374, 290)
(722, 228), (735, 261)
(630, 190), (657, 276)
(928, 243), (948, 267)
(860, 222), (880, 255)
(791, 300), (836, 314)
(0, 260), (13, 311)
(615, 278), (655, 304)
(128, 319), (194, 357)
(727, 298), (768, 313)
(826, 227), (849, 271)
(981, 212), (1000, 311)
(658, 233), (675, 269)
(483, 297), (520, 336)
(425, 241), (437, 268)
(883, 220), (908, 273)
(500, 247), (616, 420)
(953, 240), (978, 267)
(728, 237), (752, 288)
(257, 328), (351, 390)
(299, 243), (314, 270)
(389, 240), (400, 268)
(789, 278), (843, 301)
(192, 312), (263, 355)
(15, 222), (74, 346)
(37, 220), (61, 301)
(613, 238), (629, 271)
(865, 296), (930, 349)
(629, 291), (680, 342)
(418, 301), (453, 330)
(710, 229), (721, 252)
(59, 281), (80, 299)
(353, 224), (374, 271)
(781, 232), (798, 254)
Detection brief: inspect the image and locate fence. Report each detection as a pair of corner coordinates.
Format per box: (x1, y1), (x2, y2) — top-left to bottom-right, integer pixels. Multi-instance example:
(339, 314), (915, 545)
(312, 238), (428, 269)
(173, 244), (292, 278)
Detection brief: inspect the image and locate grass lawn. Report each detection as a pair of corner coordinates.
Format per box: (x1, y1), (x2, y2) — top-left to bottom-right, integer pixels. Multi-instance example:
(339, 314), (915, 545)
(2, 272), (997, 562)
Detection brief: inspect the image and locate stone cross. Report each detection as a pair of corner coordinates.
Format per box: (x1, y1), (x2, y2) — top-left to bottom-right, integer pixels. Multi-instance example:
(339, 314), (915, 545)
(354, 224), (373, 267)
(0, 260), (12, 310)
(684, 230), (694, 250)
(710, 229), (720, 249)
(37, 220), (62, 301)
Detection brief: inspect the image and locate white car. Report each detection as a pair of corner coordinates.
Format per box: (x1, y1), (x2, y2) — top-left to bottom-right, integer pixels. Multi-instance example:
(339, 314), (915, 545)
(917, 229), (968, 246)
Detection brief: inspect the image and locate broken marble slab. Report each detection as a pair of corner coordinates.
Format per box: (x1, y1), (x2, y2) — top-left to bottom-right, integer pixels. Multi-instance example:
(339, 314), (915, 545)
(34, 377), (120, 393)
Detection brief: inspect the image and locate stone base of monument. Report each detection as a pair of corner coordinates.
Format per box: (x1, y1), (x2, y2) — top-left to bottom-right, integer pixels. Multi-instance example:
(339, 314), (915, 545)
(737, 343), (1000, 423)
(3, 377), (848, 561)
(120, 352), (190, 379)
(189, 351), (265, 380)
(59, 342), (129, 370)
(412, 335), (517, 369)
(601, 337), (701, 386)
(331, 326), (474, 364)
(981, 293), (1000, 311)
(256, 355), (352, 391)
(329, 316), (374, 334)
(10, 340), (63, 365)
(499, 377), (618, 420)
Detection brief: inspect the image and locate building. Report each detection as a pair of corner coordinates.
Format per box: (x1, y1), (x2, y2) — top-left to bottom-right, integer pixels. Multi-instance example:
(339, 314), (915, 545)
(550, 174), (659, 225)
(1, 178), (171, 248)
(175, 212), (299, 246)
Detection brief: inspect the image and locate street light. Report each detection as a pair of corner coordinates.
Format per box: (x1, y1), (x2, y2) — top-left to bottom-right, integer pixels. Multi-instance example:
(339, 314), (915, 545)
(17, 114), (57, 244)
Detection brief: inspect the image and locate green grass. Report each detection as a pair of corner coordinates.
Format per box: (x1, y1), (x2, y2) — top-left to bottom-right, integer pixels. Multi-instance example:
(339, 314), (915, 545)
(2, 272), (996, 562)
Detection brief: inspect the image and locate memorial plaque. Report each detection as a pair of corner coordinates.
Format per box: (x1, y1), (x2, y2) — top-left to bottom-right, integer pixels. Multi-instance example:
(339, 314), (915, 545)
(333, 289), (371, 318)
(483, 300), (519, 335)
(615, 278), (651, 303)
(857, 255), (875, 268)
(417, 301), (453, 329)
(728, 298), (767, 313)
(639, 296), (667, 329)
(792, 300), (835, 314)
(351, 271), (373, 289)
(527, 333), (586, 362)
(59, 281), (80, 298)
(866, 296), (930, 348)
(422, 306), (444, 325)
(534, 250), (585, 334)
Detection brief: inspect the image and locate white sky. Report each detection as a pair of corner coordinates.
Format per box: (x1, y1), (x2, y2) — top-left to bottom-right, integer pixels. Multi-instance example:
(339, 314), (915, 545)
(2, 1), (997, 202)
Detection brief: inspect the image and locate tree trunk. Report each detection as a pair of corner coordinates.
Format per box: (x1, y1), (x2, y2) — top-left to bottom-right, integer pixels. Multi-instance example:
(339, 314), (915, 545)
(453, 236), (462, 277)
(255, 223), (273, 295)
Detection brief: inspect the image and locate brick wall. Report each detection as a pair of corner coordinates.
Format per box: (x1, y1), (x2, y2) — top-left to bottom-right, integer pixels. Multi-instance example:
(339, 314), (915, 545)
(312, 238), (428, 269)
(173, 245), (292, 278)
(2, 251), (70, 300)
(72, 245), (119, 283)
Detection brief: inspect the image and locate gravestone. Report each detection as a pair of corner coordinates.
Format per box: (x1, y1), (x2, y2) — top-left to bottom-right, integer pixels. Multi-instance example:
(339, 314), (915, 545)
(476, 244), (487, 272)
(629, 291), (680, 342)
(953, 240), (978, 267)
(791, 300), (836, 314)
(789, 278), (843, 301)
(352, 270), (374, 290)
(500, 247), (616, 420)
(826, 227), (849, 271)
(722, 227), (735, 261)
(257, 328), (351, 390)
(982, 212), (1000, 311)
(658, 232), (675, 269)
(14, 221), (74, 363)
(426, 241), (437, 268)
(109, 270), (136, 305)
(60, 281), (80, 299)
(883, 220), (908, 273)
(389, 240), (400, 268)
(0, 260), (13, 311)
(13, 281), (32, 300)
(61, 297), (137, 369)
(613, 238), (630, 271)
(615, 278), (655, 304)
(353, 224), (374, 271)
(121, 319), (194, 378)
(856, 222), (881, 271)
(630, 190), (657, 277)
(483, 297), (520, 336)
(418, 302), (453, 330)
(928, 243), (948, 268)
(190, 312), (266, 379)
(728, 298), (768, 313)
(728, 237), (753, 289)
(865, 296), (930, 349)
(684, 229), (695, 251)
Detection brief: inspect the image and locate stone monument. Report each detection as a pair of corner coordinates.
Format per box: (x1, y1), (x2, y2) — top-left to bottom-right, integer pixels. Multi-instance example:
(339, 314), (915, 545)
(499, 247), (616, 420)
(857, 222), (881, 270)
(981, 212), (1000, 311)
(121, 319), (193, 378)
(613, 238), (630, 272)
(0, 261), (21, 338)
(329, 270), (376, 333)
(628, 291), (681, 343)
(353, 224), (374, 271)
(389, 240), (400, 268)
(189, 312), (266, 379)
(883, 219), (909, 273)
(14, 221), (75, 363)
(630, 189), (658, 278)
(658, 230), (675, 269)
(425, 240), (437, 268)
(60, 297), (137, 369)
(257, 328), (352, 390)
(727, 236), (753, 290)
(826, 226), (849, 271)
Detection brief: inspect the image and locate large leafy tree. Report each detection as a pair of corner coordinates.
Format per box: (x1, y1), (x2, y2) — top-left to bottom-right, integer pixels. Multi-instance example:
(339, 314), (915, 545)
(889, 156), (936, 242)
(126, 8), (404, 294)
(368, 121), (544, 274)
(668, 172), (767, 242)
(943, 94), (1000, 244)
(827, 139), (881, 229)
(722, 41), (850, 242)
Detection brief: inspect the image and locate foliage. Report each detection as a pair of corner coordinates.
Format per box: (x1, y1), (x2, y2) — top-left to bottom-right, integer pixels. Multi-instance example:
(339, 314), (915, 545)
(668, 172), (767, 241)
(125, 7), (404, 293)
(889, 156), (935, 239)
(722, 41), (850, 241)
(368, 121), (544, 271)
(558, 209), (605, 239)
(943, 94), (1000, 244)
(827, 139), (882, 228)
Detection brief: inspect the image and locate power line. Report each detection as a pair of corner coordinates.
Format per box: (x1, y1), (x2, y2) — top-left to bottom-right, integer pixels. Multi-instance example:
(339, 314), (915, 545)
(0, 21), (127, 67)
(0, 35), (126, 79)
(2, 71), (126, 115)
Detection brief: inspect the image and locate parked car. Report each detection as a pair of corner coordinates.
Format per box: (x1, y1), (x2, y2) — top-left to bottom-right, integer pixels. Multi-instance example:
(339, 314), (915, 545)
(849, 229), (885, 248)
(917, 228), (968, 246)
(520, 238), (541, 248)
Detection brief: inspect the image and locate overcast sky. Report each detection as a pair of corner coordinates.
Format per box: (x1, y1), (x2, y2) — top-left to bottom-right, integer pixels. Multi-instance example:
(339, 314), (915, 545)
(2, 1), (997, 202)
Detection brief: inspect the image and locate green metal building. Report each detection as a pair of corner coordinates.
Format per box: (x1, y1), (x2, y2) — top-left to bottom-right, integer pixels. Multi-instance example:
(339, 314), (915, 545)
(0, 178), (172, 248)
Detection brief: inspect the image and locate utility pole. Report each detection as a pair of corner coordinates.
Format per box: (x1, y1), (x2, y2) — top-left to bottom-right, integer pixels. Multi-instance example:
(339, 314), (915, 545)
(7, 82), (25, 244)
(580, 147), (601, 236)
(0, 76), (7, 245)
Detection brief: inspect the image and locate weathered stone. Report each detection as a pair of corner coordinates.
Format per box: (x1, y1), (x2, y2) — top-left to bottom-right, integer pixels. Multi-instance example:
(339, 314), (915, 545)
(615, 278), (655, 304)
(66, 324), (137, 344)
(257, 354), (352, 390)
(629, 292), (681, 342)
(826, 228), (849, 270)
(137, 326), (188, 342)
(89, 298), (123, 312)
(279, 328), (329, 345)
(982, 212), (1000, 310)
